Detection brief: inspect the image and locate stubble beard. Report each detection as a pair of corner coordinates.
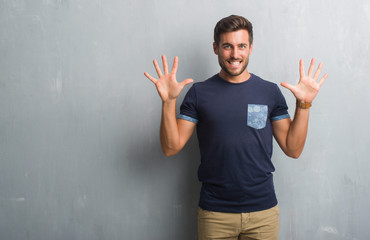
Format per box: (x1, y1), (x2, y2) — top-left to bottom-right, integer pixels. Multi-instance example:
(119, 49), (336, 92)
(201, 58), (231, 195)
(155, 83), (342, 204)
(218, 56), (249, 77)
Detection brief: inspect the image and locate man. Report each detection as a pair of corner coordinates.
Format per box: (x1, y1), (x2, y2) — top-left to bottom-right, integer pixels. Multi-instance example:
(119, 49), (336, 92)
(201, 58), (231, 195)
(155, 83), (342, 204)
(144, 15), (327, 240)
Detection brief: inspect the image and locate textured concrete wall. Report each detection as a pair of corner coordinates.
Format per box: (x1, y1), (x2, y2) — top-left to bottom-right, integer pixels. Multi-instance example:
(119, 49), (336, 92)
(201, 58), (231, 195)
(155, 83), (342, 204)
(1, 0), (369, 239)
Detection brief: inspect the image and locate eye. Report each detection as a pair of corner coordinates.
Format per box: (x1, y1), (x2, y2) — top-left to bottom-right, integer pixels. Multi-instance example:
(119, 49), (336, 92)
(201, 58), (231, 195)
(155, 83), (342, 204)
(240, 44), (248, 49)
(223, 45), (231, 49)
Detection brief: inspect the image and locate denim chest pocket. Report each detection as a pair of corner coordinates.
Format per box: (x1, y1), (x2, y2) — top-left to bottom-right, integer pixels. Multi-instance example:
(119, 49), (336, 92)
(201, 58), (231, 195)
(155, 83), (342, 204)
(247, 104), (268, 129)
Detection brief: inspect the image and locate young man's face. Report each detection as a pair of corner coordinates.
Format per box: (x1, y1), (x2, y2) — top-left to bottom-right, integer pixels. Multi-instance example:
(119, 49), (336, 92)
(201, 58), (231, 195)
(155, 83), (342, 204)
(213, 29), (253, 79)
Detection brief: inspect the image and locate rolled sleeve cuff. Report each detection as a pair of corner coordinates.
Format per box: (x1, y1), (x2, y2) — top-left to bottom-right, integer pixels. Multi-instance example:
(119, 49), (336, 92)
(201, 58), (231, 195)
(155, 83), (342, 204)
(271, 114), (290, 122)
(177, 114), (198, 124)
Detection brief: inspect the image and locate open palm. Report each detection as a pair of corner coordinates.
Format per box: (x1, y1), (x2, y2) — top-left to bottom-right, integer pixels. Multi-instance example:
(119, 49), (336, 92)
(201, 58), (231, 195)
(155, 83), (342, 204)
(281, 58), (328, 103)
(144, 55), (193, 102)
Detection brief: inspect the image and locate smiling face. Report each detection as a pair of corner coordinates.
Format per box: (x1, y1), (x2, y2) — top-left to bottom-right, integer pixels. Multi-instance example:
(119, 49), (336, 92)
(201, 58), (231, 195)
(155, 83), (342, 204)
(213, 29), (253, 83)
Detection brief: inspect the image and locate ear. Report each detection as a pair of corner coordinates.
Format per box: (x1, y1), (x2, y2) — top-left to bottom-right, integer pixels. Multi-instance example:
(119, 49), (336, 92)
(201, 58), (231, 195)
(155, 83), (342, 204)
(213, 42), (218, 55)
(249, 43), (253, 54)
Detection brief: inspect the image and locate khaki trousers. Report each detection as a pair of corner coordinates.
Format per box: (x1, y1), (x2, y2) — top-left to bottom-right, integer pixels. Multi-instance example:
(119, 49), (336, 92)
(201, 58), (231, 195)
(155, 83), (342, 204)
(198, 205), (280, 240)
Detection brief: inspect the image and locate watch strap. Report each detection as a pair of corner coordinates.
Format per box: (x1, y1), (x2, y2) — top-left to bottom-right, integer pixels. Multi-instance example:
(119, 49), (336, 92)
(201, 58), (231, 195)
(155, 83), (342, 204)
(296, 100), (312, 109)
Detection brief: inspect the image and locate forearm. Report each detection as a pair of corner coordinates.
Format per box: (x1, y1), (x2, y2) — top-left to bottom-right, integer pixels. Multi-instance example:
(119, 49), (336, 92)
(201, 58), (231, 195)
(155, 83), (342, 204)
(285, 104), (310, 158)
(160, 100), (181, 156)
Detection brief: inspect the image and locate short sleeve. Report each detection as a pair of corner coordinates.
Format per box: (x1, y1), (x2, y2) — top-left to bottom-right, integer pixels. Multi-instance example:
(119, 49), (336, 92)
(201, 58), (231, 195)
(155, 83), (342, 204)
(178, 85), (199, 123)
(270, 85), (290, 121)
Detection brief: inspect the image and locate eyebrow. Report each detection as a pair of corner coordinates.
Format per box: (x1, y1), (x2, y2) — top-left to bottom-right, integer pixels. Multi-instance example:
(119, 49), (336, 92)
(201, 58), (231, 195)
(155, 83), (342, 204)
(222, 43), (249, 46)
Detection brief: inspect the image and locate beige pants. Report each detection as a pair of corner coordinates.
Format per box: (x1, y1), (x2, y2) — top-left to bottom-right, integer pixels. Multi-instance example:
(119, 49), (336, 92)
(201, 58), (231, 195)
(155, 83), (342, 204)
(198, 205), (280, 240)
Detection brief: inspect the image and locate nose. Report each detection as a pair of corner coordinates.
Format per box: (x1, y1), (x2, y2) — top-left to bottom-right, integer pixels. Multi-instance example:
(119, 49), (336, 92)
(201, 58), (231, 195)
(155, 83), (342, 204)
(231, 48), (239, 59)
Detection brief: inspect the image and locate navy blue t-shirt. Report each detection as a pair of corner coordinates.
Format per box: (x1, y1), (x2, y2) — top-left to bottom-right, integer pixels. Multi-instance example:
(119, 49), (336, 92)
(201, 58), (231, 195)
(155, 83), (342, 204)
(178, 73), (290, 213)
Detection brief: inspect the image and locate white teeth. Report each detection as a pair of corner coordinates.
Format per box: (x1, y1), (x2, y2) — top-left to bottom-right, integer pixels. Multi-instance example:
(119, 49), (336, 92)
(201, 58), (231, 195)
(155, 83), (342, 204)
(229, 61), (241, 66)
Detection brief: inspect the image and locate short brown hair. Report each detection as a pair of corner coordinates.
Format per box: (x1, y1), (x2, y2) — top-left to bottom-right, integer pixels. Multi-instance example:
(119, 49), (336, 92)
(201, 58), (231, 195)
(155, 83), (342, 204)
(214, 15), (253, 46)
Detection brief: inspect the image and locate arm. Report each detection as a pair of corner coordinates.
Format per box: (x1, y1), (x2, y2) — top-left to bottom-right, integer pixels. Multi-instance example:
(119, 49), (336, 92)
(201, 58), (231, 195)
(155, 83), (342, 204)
(273, 58), (328, 158)
(144, 55), (196, 156)
(272, 106), (309, 158)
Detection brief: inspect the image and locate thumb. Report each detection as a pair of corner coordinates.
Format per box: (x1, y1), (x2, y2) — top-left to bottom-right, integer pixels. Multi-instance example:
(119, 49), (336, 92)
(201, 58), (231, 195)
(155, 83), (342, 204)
(180, 78), (194, 88)
(280, 82), (295, 92)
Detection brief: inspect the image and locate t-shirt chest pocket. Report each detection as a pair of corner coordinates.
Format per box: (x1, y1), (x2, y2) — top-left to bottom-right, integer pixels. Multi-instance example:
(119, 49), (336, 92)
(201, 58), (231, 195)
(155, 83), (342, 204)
(247, 104), (268, 129)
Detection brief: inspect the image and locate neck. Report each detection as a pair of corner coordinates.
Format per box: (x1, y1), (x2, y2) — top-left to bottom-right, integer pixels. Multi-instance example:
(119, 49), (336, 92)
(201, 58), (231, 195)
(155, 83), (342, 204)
(219, 70), (251, 84)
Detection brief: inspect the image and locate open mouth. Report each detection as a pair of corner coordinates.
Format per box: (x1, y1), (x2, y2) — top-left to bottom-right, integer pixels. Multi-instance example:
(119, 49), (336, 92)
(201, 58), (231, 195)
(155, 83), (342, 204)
(227, 60), (242, 67)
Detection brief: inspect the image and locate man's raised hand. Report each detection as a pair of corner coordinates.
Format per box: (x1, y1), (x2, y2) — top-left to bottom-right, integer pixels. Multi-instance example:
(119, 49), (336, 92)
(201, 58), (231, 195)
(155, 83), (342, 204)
(144, 55), (194, 102)
(281, 58), (328, 103)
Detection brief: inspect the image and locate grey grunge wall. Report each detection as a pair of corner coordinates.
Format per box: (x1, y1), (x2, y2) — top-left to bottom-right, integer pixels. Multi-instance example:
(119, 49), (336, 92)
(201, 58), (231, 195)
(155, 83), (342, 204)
(1, 0), (369, 239)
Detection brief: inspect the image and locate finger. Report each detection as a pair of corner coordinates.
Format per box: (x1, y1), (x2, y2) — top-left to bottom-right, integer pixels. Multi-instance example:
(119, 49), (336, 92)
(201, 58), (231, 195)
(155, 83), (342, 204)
(144, 72), (157, 84)
(299, 59), (305, 79)
(281, 82), (295, 92)
(162, 55), (169, 74)
(179, 78), (194, 88)
(171, 56), (178, 74)
(313, 62), (323, 80)
(307, 58), (316, 77)
(153, 59), (163, 77)
(318, 73), (328, 87)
